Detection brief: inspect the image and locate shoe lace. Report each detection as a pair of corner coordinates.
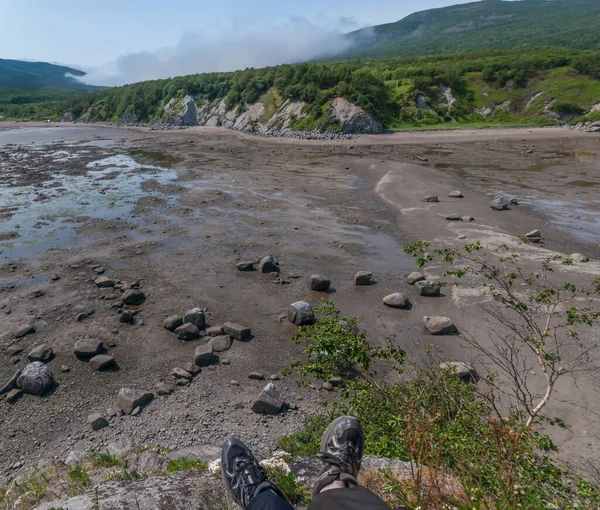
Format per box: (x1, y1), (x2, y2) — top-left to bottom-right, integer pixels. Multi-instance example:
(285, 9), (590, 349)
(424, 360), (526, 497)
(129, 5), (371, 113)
(231, 457), (266, 505)
(318, 441), (358, 475)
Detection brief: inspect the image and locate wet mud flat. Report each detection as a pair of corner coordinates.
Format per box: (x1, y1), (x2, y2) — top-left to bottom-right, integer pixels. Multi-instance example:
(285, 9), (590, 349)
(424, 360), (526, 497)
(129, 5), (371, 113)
(0, 124), (599, 484)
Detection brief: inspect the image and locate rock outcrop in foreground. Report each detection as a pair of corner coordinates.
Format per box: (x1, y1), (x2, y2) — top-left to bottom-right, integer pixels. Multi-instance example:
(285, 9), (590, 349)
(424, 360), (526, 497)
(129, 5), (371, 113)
(33, 455), (411, 509)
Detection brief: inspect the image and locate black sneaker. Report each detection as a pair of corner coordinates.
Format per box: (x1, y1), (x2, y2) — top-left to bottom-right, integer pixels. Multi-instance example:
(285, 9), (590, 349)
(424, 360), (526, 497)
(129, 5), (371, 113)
(221, 438), (284, 509)
(312, 416), (365, 497)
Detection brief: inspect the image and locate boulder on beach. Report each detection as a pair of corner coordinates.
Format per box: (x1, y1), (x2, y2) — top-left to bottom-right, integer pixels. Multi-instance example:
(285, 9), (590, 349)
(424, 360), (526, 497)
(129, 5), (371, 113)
(252, 383), (283, 415)
(423, 316), (457, 335)
(259, 255), (279, 273)
(383, 293), (410, 309)
(223, 322), (251, 341)
(175, 323), (200, 340)
(423, 196), (439, 203)
(406, 272), (425, 285)
(354, 271), (373, 286)
(163, 315), (183, 331)
(122, 289), (146, 305)
(74, 339), (105, 358)
(439, 361), (477, 382)
(490, 196), (509, 211)
(117, 388), (153, 415)
(288, 301), (315, 325)
(310, 274), (331, 292)
(27, 344), (53, 362)
(571, 253), (589, 262)
(194, 344), (215, 366)
(448, 190), (463, 198)
(183, 308), (206, 328)
(416, 280), (442, 297)
(17, 362), (54, 396)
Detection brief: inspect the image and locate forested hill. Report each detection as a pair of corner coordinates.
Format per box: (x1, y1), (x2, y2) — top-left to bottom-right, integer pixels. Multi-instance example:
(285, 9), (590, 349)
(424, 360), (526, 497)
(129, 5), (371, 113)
(9, 48), (599, 132)
(0, 58), (90, 90)
(339, 0), (600, 60)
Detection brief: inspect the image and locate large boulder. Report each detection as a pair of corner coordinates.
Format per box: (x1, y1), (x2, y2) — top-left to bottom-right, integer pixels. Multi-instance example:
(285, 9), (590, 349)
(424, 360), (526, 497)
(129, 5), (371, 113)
(183, 308), (206, 328)
(27, 344), (53, 362)
(89, 355), (116, 371)
(383, 293), (410, 309)
(490, 196), (509, 211)
(252, 383), (283, 415)
(117, 388), (153, 415)
(194, 344), (215, 367)
(288, 301), (315, 326)
(223, 322), (251, 341)
(163, 315), (183, 331)
(17, 362), (54, 395)
(122, 289), (146, 305)
(259, 255), (279, 274)
(354, 271), (373, 286)
(211, 335), (232, 353)
(74, 339), (105, 358)
(310, 275), (331, 292)
(175, 323), (200, 340)
(14, 323), (35, 339)
(423, 316), (458, 335)
(406, 272), (425, 285)
(415, 280), (442, 297)
(439, 361), (477, 382)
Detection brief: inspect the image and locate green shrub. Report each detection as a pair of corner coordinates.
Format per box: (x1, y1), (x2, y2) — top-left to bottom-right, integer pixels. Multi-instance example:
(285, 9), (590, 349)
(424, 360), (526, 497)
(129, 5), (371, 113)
(166, 457), (207, 474)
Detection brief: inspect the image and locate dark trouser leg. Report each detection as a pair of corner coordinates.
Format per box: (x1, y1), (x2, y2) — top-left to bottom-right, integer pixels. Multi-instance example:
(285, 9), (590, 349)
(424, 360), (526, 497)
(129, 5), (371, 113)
(309, 486), (394, 510)
(247, 488), (294, 510)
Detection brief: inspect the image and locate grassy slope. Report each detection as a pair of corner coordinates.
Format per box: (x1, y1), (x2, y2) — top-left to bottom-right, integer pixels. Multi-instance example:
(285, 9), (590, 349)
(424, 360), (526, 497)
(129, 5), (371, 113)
(342, 0), (600, 60)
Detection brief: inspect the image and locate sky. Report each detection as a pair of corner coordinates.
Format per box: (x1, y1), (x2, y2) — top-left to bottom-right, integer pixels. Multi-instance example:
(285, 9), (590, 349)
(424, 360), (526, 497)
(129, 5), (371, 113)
(0, 0), (476, 85)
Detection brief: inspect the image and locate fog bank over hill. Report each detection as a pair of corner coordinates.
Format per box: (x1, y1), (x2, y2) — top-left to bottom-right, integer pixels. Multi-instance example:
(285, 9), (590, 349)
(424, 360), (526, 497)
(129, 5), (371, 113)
(81, 17), (365, 86)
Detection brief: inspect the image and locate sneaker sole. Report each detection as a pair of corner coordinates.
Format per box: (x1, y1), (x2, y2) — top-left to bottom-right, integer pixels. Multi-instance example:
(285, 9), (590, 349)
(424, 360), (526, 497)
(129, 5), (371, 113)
(319, 415), (364, 454)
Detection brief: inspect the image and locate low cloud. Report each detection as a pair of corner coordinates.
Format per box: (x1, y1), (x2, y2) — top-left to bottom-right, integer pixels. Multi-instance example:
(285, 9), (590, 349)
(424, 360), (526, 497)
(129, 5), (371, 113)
(81, 17), (364, 87)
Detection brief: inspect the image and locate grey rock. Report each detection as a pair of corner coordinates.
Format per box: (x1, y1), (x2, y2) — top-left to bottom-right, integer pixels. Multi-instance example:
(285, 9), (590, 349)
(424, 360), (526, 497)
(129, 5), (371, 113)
(122, 289), (146, 305)
(175, 323), (200, 340)
(448, 190), (463, 198)
(354, 271), (373, 285)
(323, 382), (334, 391)
(89, 355), (116, 371)
(117, 388), (153, 415)
(74, 339), (105, 358)
(194, 344), (215, 367)
(163, 315), (183, 331)
(119, 311), (134, 323)
(88, 413), (109, 431)
(259, 255), (279, 273)
(95, 276), (115, 288)
(14, 323), (35, 338)
(509, 198), (519, 205)
(172, 367), (193, 381)
(445, 214), (462, 221)
(406, 272), (425, 285)
(236, 261), (255, 271)
(310, 274), (331, 291)
(490, 196), (509, 211)
(439, 361), (477, 382)
(17, 362), (54, 395)
(571, 253), (590, 262)
(6, 345), (24, 356)
(65, 450), (88, 467)
(1, 369), (22, 395)
(423, 196), (439, 203)
(6, 388), (22, 403)
(383, 293), (410, 309)
(252, 383), (283, 415)
(182, 362), (202, 375)
(27, 344), (53, 362)
(211, 335), (232, 352)
(288, 301), (315, 325)
(423, 316), (458, 335)
(249, 372), (265, 380)
(223, 322), (251, 341)
(415, 280), (442, 297)
(183, 308), (206, 328)
(34, 470), (229, 510)
(461, 216), (474, 222)
(155, 383), (174, 396)
(76, 313), (89, 322)
(206, 325), (224, 337)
